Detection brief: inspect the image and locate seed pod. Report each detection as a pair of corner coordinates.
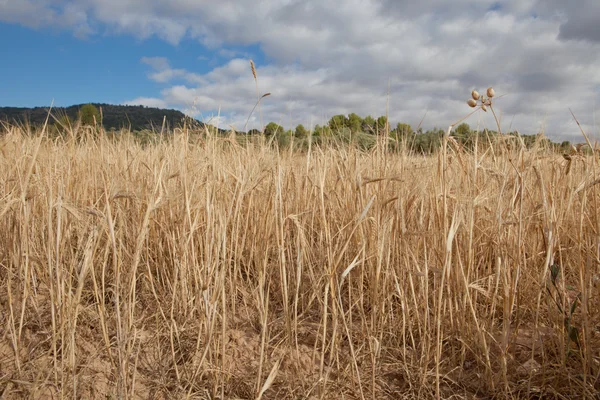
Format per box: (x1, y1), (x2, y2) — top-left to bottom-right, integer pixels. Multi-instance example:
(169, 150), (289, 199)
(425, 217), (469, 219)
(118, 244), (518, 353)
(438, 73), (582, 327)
(487, 87), (495, 98)
(471, 90), (480, 101)
(481, 104), (488, 112)
(467, 99), (477, 108)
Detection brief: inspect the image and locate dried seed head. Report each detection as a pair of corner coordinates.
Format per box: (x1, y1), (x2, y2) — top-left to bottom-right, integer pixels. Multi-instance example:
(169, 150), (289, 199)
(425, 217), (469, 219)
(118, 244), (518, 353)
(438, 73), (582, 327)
(487, 87), (495, 98)
(467, 99), (477, 108)
(483, 99), (492, 106)
(471, 90), (480, 101)
(481, 104), (488, 112)
(250, 60), (257, 80)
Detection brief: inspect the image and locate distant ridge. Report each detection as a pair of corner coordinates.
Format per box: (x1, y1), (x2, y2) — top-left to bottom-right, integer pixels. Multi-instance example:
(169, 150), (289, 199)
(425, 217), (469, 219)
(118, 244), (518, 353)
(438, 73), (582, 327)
(0, 103), (221, 132)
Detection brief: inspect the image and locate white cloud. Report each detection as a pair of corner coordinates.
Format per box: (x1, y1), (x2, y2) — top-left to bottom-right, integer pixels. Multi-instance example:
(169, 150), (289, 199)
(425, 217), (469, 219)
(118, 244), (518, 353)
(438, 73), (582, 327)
(141, 56), (170, 71)
(533, 0), (600, 43)
(2, 0), (600, 140)
(0, 0), (93, 35)
(217, 48), (251, 60)
(140, 56), (206, 84)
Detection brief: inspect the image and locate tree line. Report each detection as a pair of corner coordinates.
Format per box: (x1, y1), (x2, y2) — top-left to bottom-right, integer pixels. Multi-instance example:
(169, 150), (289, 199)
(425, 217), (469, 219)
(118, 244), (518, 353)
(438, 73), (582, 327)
(0, 104), (572, 152)
(255, 114), (572, 153)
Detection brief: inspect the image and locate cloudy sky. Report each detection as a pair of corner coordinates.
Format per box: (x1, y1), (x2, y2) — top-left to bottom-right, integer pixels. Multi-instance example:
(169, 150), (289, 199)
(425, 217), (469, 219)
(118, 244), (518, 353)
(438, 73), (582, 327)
(1, 0), (599, 140)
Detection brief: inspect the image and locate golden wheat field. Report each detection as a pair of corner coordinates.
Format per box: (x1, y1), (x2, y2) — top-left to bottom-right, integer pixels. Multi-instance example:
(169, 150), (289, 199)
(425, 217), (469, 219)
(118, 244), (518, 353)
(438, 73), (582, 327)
(1, 123), (600, 399)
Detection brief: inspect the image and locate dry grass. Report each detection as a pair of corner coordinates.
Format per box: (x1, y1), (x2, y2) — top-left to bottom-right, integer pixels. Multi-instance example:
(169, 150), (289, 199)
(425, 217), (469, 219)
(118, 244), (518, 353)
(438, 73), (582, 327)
(1, 123), (600, 399)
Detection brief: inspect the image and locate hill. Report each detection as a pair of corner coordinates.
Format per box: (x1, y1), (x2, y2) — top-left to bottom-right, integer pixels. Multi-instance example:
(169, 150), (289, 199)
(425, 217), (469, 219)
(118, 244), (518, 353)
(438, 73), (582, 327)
(0, 103), (206, 132)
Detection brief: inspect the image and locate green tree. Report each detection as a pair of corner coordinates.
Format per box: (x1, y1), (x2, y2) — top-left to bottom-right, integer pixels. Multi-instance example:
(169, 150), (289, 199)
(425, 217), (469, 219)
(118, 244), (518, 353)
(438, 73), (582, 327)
(347, 113), (363, 133)
(295, 124), (308, 138)
(362, 115), (376, 134)
(313, 124), (332, 136)
(394, 123), (412, 136)
(376, 116), (389, 135)
(79, 103), (100, 126)
(313, 124), (323, 136)
(328, 114), (348, 131)
(276, 131), (291, 148)
(264, 122), (283, 136)
(390, 122), (412, 142)
(454, 122), (471, 137)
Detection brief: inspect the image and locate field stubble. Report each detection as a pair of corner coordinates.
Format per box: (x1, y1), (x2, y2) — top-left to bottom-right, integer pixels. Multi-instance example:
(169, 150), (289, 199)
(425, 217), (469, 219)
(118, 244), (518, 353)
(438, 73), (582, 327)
(0, 125), (599, 399)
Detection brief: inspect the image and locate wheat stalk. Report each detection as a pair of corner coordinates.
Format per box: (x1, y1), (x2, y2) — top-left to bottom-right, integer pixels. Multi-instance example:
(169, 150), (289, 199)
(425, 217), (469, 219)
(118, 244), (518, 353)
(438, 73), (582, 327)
(0, 93), (597, 399)
(247, 59), (265, 133)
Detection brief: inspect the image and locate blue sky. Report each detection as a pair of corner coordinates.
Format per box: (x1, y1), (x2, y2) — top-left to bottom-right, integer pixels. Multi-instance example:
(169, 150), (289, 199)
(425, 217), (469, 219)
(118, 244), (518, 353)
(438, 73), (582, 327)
(0, 22), (263, 108)
(1, 0), (600, 139)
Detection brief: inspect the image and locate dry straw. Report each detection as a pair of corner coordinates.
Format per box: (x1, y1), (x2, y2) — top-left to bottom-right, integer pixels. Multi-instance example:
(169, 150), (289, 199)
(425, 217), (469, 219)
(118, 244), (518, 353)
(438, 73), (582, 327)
(0, 85), (598, 400)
